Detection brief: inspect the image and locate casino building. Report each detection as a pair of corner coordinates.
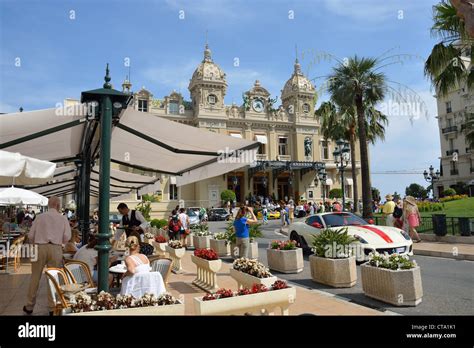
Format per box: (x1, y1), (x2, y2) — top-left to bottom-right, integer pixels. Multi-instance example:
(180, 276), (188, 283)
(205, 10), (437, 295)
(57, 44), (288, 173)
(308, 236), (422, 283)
(112, 44), (362, 216)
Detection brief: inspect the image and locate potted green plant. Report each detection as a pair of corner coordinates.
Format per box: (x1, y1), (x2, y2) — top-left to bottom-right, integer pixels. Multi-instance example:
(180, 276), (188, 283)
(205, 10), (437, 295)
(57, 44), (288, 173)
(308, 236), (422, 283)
(191, 224), (212, 249)
(361, 252), (423, 306)
(267, 240), (303, 274)
(309, 228), (357, 288)
(210, 231), (231, 257)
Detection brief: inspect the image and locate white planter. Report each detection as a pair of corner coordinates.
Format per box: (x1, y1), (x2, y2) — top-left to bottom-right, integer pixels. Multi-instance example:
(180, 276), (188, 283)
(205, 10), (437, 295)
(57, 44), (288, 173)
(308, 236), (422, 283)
(186, 233), (195, 249)
(229, 268), (277, 290)
(190, 255), (222, 292)
(309, 255), (357, 288)
(210, 239), (230, 257)
(361, 264), (423, 306)
(230, 241), (259, 259)
(165, 245), (186, 273)
(152, 241), (168, 257)
(193, 287), (296, 315)
(267, 248), (303, 274)
(64, 301), (184, 316)
(193, 235), (211, 249)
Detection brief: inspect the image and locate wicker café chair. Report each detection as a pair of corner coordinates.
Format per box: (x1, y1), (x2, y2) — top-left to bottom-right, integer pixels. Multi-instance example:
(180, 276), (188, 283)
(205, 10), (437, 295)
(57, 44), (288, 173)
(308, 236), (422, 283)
(150, 258), (173, 289)
(44, 268), (71, 315)
(64, 260), (97, 294)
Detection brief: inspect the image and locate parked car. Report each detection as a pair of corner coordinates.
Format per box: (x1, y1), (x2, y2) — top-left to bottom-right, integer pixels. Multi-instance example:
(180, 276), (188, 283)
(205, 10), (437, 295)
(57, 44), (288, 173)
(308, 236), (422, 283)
(257, 209), (281, 220)
(188, 207), (208, 222)
(287, 212), (413, 260)
(186, 209), (200, 226)
(208, 208), (231, 221)
(109, 214), (123, 226)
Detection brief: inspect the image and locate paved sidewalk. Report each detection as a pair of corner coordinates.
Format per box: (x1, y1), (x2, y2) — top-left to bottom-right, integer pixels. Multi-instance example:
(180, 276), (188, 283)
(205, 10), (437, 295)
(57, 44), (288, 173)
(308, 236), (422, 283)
(413, 242), (474, 261)
(0, 251), (383, 316)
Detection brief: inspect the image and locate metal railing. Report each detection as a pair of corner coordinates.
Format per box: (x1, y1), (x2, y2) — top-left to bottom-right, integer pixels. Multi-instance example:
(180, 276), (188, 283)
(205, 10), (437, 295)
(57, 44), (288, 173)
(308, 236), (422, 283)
(373, 216), (474, 235)
(442, 126), (458, 134)
(446, 149), (458, 156)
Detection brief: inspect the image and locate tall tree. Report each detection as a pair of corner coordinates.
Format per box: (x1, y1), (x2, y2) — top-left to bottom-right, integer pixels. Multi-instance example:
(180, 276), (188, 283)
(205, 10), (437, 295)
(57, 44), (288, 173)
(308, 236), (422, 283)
(328, 56), (387, 218)
(317, 101), (388, 214)
(425, 0), (474, 146)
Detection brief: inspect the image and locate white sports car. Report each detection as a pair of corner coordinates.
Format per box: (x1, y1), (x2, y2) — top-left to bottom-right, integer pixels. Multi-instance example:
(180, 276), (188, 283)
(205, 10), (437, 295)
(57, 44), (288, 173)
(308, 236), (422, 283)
(288, 212), (413, 261)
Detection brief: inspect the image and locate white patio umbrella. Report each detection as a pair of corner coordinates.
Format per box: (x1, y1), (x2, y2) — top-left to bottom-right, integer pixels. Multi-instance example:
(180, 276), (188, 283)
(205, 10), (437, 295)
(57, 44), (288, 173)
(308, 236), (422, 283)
(0, 186), (49, 206)
(0, 150), (56, 186)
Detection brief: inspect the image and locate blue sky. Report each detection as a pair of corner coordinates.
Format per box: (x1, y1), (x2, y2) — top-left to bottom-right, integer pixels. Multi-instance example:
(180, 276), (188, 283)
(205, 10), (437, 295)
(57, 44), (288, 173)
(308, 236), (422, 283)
(0, 0), (441, 197)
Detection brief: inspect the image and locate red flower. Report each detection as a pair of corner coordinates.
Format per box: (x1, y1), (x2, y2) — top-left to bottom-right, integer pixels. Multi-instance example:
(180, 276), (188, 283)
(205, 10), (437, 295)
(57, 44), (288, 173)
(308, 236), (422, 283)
(238, 288), (251, 296)
(271, 280), (288, 290)
(194, 248), (219, 260)
(202, 293), (217, 301)
(251, 284), (268, 294)
(216, 288), (234, 298)
(155, 235), (167, 243)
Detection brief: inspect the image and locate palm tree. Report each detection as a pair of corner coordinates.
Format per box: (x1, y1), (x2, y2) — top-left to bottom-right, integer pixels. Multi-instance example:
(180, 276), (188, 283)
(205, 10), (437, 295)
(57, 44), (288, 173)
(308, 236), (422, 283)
(425, 1), (474, 146)
(328, 56), (387, 218)
(317, 101), (388, 214)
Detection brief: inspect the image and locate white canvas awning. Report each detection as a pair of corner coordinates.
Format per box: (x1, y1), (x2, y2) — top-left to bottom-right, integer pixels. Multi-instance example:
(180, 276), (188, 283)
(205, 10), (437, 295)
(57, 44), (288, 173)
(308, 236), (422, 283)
(255, 134), (268, 144)
(0, 104), (259, 195)
(0, 108), (87, 162)
(345, 178), (353, 185)
(0, 186), (49, 206)
(230, 133), (243, 138)
(325, 178), (333, 186)
(0, 150), (57, 186)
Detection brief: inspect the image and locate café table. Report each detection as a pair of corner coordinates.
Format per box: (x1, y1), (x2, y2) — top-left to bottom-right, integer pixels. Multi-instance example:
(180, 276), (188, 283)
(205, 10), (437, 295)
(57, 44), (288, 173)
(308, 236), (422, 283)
(109, 263), (127, 288)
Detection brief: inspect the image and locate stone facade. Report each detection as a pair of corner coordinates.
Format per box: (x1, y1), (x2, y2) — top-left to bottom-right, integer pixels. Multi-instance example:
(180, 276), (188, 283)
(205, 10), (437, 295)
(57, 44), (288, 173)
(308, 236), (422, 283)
(435, 51), (474, 197)
(110, 44), (363, 217)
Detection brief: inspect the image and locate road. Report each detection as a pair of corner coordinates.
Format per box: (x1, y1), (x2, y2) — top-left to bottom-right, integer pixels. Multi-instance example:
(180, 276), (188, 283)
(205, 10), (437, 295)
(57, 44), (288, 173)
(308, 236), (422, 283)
(206, 219), (474, 315)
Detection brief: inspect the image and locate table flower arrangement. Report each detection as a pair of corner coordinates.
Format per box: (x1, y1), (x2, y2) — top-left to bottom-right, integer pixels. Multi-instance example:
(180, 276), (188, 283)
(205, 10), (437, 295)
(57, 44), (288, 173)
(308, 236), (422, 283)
(69, 291), (180, 313)
(270, 240), (297, 250)
(193, 230), (211, 237)
(168, 240), (184, 249)
(194, 248), (219, 261)
(144, 231), (154, 240)
(232, 257), (273, 278)
(213, 232), (228, 241)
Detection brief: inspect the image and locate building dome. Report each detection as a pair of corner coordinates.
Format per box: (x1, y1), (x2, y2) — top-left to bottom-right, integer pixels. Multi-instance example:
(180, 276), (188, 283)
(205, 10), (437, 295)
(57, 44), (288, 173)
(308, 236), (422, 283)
(281, 58), (315, 100)
(189, 44), (226, 88)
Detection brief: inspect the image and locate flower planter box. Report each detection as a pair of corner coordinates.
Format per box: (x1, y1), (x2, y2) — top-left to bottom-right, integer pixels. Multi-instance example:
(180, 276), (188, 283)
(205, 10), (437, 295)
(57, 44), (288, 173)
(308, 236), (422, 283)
(152, 241), (168, 257)
(186, 233), (195, 249)
(164, 245), (186, 274)
(229, 268), (277, 290)
(64, 301), (184, 316)
(361, 263), (423, 306)
(156, 229), (169, 241)
(210, 239), (230, 257)
(267, 248), (303, 274)
(193, 235), (211, 249)
(230, 241), (259, 259)
(309, 255), (357, 288)
(190, 255), (222, 292)
(193, 287), (296, 315)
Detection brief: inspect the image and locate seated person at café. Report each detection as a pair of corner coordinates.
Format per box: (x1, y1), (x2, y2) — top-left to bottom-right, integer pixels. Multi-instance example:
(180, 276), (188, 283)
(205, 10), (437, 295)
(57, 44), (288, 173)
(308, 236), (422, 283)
(74, 235), (99, 283)
(129, 231), (154, 256)
(63, 229), (81, 254)
(74, 234), (115, 286)
(120, 236), (165, 298)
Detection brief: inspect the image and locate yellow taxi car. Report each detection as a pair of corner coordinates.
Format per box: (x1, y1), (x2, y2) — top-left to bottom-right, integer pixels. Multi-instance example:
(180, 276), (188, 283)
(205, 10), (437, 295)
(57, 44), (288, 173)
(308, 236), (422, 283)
(257, 209), (281, 220)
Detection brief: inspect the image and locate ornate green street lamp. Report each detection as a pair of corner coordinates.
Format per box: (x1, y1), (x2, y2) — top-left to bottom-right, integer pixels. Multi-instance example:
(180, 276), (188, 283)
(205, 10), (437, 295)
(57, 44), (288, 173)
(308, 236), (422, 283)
(80, 64), (132, 292)
(333, 139), (350, 211)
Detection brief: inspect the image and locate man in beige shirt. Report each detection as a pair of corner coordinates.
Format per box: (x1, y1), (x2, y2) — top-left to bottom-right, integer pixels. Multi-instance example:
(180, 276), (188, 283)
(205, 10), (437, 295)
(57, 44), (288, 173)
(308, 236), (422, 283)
(23, 196), (71, 315)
